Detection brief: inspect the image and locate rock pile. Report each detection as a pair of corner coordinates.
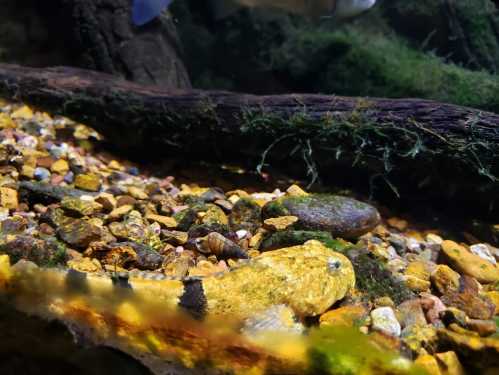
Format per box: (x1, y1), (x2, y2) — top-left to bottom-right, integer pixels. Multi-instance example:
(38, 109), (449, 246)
(0, 100), (497, 374)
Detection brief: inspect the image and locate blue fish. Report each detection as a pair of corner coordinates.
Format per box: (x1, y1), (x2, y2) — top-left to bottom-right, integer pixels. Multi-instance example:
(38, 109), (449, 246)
(132, 0), (175, 26)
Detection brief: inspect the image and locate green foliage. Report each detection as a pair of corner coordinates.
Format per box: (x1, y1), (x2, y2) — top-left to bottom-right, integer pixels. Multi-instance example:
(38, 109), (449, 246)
(174, 1), (499, 114)
(44, 239), (67, 268)
(386, 0), (499, 73)
(307, 326), (427, 375)
(270, 26), (499, 112)
(260, 230), (352, 252)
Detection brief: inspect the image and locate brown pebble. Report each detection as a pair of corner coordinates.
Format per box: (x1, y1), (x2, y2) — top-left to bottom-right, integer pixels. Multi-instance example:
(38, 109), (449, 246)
(38, 223), (55, 235)
(36, 156), (55, 169)
(16, 203), (29, 212)
(466, 319), (498, 337)
(117, 195), (137, 207)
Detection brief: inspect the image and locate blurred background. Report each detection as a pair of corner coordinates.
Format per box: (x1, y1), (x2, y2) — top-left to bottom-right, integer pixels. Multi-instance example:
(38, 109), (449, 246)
(1, 0), (498, 112)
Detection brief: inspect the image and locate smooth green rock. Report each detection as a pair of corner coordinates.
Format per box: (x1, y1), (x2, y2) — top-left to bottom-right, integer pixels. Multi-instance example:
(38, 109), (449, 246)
(262, 195), (380, 239)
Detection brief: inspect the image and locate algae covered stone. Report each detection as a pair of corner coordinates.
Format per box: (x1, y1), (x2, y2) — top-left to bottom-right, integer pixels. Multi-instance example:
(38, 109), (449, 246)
(441, 240), (499, 284)
(260, 230), (349, 252)
(202, 240), (355, 319)
(229, 197), (262, 233)
(60, 196), (102, 217)
(0, 235), (67, 266)
(262, 194), (380, 238)
(347, 248), (414, 304)
(56, 219), (102, 249)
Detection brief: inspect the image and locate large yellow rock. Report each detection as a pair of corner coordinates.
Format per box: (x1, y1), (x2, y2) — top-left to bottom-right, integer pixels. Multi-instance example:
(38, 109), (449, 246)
(441, 240), (499, 284)
(202, 240), (355, 319)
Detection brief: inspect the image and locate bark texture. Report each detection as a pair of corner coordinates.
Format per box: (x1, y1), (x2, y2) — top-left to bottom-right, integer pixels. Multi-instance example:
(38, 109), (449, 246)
(0, 0), (191, 88)
(0, 63), (498, 218)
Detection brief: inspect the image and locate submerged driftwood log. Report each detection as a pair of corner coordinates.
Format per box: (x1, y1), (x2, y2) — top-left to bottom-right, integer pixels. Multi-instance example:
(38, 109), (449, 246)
(0, 63), (498, 218)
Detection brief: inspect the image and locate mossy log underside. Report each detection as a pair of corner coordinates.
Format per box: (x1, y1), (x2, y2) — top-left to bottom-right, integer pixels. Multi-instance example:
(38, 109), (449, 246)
(0, 63), (498, 218)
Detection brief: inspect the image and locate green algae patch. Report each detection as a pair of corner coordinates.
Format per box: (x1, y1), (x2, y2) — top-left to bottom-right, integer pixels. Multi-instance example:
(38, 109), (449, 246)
(347, 248), (414, 305)
(307, 326), (427, 375)
(229, 197), (262, 232)
(0, 235), (68, 267)
(173, 208), (197, 231)
(260, 230), (352, 252)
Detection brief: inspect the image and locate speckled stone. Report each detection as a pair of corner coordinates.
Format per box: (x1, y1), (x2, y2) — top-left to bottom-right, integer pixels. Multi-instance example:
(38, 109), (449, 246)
(262, 194), (380, 238)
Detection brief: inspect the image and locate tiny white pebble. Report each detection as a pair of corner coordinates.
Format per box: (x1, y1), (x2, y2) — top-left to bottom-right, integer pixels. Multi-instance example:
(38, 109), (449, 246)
(406, 238), (421, 252)
(236, 229), (248, 239)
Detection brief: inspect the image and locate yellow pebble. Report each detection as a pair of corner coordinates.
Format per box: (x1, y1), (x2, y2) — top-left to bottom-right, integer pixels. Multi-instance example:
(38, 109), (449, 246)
(75, 173), (101, 192)
(51, 159), (69, 174)
(11, 105), (33, 119)
(108, 204), (134, 220)
(263, 216), (298, 231)
(0, 187), (18, 210)
(415, 354), (442, 375)
(108, 160), (124, 171)
(286, 184), (308, 197)
(145, 213), (177, 229)
(0, 113), (16, 129)
(435, 351), (465, 375)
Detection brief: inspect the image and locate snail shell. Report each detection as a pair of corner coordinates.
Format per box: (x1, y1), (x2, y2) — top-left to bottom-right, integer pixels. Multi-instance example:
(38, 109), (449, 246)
(198, 232), (248, 260)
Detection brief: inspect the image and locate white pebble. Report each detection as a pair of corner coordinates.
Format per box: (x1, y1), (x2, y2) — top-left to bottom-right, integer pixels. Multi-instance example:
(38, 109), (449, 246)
(0, 208), (10, 221)
(17, 136), (38, 148)
(236, 229), (249, 240)
(371, 307), (401, 337)
(386, 246), (399, 260)
(470, 244), (497, 265)
(251, 192), (275, 201)
(406, 238), (422, 252)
